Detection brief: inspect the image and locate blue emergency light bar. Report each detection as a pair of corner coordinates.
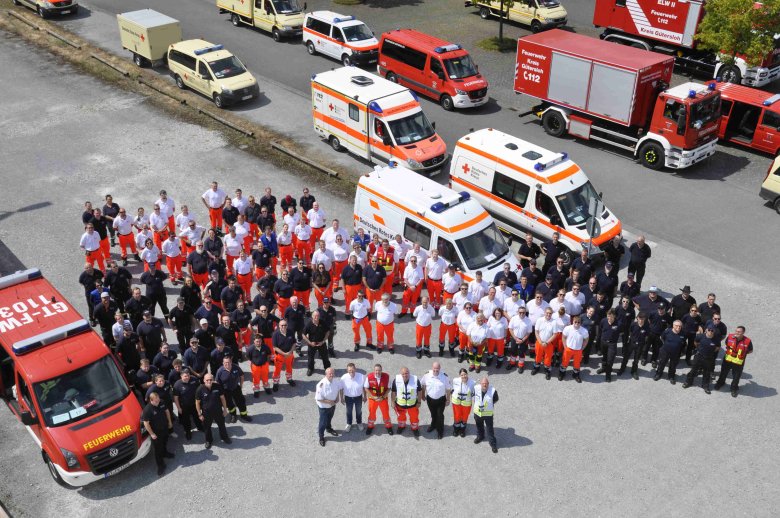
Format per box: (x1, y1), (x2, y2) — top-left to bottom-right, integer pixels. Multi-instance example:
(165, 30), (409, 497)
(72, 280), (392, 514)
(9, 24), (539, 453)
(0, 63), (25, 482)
(333, 16), (355, 23)
(430, 202), (446, 213)
(0, 268), (42, 290)
(688, 89), (697, 99)
(459, 191), (470, 201)
(708, 82), (716, 90)
(434, 44), (462, 53)
(534, 152), (569, 172)
(368, 101), (382, 113)
(763, 93), (780, 106)
(12, 319), (92, 356)
(194, 44), (224, 55)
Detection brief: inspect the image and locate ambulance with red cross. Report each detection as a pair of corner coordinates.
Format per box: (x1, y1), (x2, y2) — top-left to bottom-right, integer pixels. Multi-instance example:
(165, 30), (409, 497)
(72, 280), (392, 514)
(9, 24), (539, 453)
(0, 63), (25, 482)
(311, 68), (448, 173)
(0, 269), (149, 487)
(449, 128), (621, 263)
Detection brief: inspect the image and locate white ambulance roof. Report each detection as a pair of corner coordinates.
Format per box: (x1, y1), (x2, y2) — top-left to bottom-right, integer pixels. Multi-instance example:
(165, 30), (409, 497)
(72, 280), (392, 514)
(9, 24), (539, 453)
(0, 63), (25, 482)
(455, 128), (584, 186)
(119, 9), (179, 28)
(309, 11), (362, 26)
(312, 69), (418, 110)
(664, 82), (715, 102)
(359, 164), (492, 235)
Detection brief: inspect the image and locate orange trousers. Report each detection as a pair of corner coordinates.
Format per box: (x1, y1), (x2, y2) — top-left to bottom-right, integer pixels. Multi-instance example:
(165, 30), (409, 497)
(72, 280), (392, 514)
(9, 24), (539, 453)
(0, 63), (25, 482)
(458, 331), (470, 351)
(561, 347), (584, 371)
(332, 260), (347, 290)
(276, 296), (291, 319)
(344, 284), (360, 315)
(535, 341), (554, 368)
(295, 240), (312, 263)
(192, 272), (209, 290)
(396, 405), (419, 430)
(367, 288), (382, 310)
(226, 254), (238, 275)
(352, 317), (372, 345)
(279, 245), (294, 271)
(117, 233), (136, 259)
(208, 208), (221, 230)
(415, 324), (432, 347)
(293, 289), (311, 311)
(313, 285), (332, 307)
(99, 237), (111, 260)
(367, 399), (391, 429)
(251, 362), (270, 389)
(427, 279), (443, 307)
(237, 273), (253, 302)
(165, 256), (183, 281)
(237, 327), (251, 346)
(439, 323), (457, 345)
(382, 274), (394, 294)
(452, 403), (471, 425)
(394, 260), (405, 284)
(86, 249), (105, 271)
(376, 322), (394, 349)
(487, 338), (505, 357)
(273, 353), (294, 381)
(551, 333), (564, 354)
(311, 227), (324, 244)
(152, 231), (167, 251)
(401, 284), (422, 313)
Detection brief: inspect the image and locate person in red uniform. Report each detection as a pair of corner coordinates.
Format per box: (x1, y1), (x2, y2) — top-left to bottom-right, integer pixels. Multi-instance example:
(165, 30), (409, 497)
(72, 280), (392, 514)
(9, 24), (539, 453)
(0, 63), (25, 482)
(375, 239), (395, 294)
(715, 326), (754, 398)
(363, 363), (394, 436)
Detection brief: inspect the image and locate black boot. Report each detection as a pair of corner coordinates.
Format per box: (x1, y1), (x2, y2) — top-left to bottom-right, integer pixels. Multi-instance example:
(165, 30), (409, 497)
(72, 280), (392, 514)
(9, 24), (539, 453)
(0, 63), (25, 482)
(449, 346), (456, 357)
(558, 369), (566, 381)
(484, 356), (493, 367)
(495, 358), (503, 369)
(545, 369), (551, 380)
(574, 372), (582, 383)
(328, 347), (337, 358)
(458, 352), (464, 363)
(439, 345), (445, 357)
(531, 365), (539, 376)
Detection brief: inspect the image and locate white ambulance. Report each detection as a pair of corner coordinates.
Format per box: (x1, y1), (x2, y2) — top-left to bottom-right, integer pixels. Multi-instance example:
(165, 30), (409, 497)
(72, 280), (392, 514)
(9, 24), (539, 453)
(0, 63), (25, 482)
(312, 68), (448, 173)
(449, 128), (621, 262)
(303, 11), (379, 67)
(354, 162), (515, 281)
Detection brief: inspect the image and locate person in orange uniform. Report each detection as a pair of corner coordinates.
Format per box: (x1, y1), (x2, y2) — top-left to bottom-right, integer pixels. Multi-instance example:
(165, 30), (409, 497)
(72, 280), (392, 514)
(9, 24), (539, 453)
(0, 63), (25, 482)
(413, 296), (436, 359)
(80, 223), (105, 271)
(247, 336), (273, 397)
(425, 250), (447, 309)
(363, 363), (393, 435)
(376, 239), (395, 294)
(391, 367), (421, 438)
(438, 298), (459, 358)
(329, 233), (350, 292)
(559, 316), (588, 382)
(277, 223), (294, 273)
(307, 201), (327, 245)
(149, 205), (169, 251)
(201, 181), (227, 230)
(233, 249), (254, 303)
(161, 233), (183, 285)
(401, 256), (424, 317)
(715, 326), (754, 397)
(456, 303), (476, 363)
(223, 226), (243, 277)
(271, 319), (297, 390)
(112, 207), (139, 267)
(348, 291), (372, 351)
(294, 219), (313, 265)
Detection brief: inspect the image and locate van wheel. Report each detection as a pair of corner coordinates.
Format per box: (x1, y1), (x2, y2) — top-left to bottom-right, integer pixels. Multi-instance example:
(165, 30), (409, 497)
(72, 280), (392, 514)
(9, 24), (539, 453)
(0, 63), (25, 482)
(306, 41), (316, 55)
(531, 20), (542, 33)
(341, 54), (352, 67)
(719, 64), (742, 85)
(440, 94), (454, 111)
(386, 72), (398, 83)
(133, 53), (146, 67)
(638, 141), (665, 170)
(773, 197), (780, 215)
(38, 6), (49, 19)
(231, 14), (240, 27)
(479, 7), (490, 19)
(43, 452), (70, 488)
(329, 135), (343, 152)
(272, 29), (281, 42)
(175, 74), (185, 89)
(213, 94), (224, 109)
(542, 110), (566, 137)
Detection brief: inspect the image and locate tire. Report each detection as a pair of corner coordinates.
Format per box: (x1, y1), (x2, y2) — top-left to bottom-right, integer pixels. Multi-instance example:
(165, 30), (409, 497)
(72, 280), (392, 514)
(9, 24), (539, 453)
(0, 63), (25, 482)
(329, 135), (343, 152)
(386, 72), (398, 83)
(175, 74), (185, 90)
(479, 7), (490, 19)
(38, 6), (49, 19)
(638, 141), (665, 170)
(531, 20), (542, 33)
(720, 64), (742, 85)
(341, 54), (352, 67)
(272, 29), (281, 42)
(133, 53), (145, 68)
(440, 94), (454, 111)
(231, 14), (240, 27)
(213, 94), (224, 109)
(43, 453), (70, 488)
(542, 110), (566, 138)
(306, 41), (316, 55)
(774, 197), (780, 215)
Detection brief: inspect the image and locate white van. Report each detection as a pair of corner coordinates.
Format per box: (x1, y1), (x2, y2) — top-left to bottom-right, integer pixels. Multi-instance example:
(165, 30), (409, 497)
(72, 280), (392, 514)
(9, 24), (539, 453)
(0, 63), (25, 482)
(303, 11), (379, 67)
(355, 162), (515, 281)
(449, 128), (621, 262)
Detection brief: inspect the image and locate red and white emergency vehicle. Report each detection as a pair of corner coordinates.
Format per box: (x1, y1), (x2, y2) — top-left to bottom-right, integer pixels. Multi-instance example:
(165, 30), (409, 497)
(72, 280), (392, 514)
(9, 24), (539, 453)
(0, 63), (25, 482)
(593, 0), (780, 88)
(0, 269), (149, 487)
(312, 68), (448, 173)
(715, 82), (780, 155)
(514, 29), (722, 170)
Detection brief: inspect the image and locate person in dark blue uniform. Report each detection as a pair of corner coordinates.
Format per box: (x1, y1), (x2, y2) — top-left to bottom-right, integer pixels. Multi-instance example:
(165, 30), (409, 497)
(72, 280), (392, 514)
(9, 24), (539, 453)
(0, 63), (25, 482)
(142, 391), (174, 476)
(683, 326), (719, 394)
(215, 356), (252, 423)
(174, 368), (202, 440)
(196, 374), (231, 449)
(654, 320), (685, 384)
(596, 310), (621, 382)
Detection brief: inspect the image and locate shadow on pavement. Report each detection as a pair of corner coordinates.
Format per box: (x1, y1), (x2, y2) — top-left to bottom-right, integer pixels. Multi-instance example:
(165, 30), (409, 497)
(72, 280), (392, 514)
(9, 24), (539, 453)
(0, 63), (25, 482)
(0, 238), (27, 276)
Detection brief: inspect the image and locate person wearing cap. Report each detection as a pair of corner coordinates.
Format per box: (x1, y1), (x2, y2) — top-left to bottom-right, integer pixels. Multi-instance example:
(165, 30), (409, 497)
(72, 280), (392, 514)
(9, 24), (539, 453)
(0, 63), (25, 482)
(681, 304), (703, 366)
(93, 292), (119, 347)
(632, 285), (669, 315)
(472, 376), (499, 453)
(304, 310), (331, 376)
(518, 232), (541, 270)
(142, 391), (174, 476)
(281, 194), (298, 219)
(80, 222), (105, 271)
(536, 274), (556, 303)
(546, 257), (568, 293)
(670, 285), (698, 321)
(715, 326), (753, 397)
(362, 255), (387, 310)
(456, 302), (477, 363)
(619, 272), (641, 301)
(290, 259), (313, 312)
(596, 261), (619, 307)
(424, 250), (447, 309)
(508, 306), (533, 372)
(374, 293), (398, 354)
(348, 291), (373, 351)
(137, 308), (166, 359)
(173, 368), (201, 440)
(196, 373), (231, 449)
(682, 326), (719, 393)
(272, 319), (297, 389)
(341, 255), (364, 317)
(617, 312), (649, 380)
(193, 318), (216, 353)
(596, 309), (621, 382)
(441, 262), (462, 299)
(273, 269), (294, 319)
(413, 296), (436, 359)
(247, 336), (273, 397)
(183, 337), (210, 380)
(153, 342), (178, 381)
(112, 207), (140, 266)
(654, 319), (686, 384)
(558, 315), (588, 382)
(645, 302), (671, 367)
(627, 235), (651, 288)
(520, 259), (544, 291)
(307, 201), (326, 244)
(540, 232), (565, 275)
(88, 280), (110, 320)
(438, 298), (459, 358)
(318, 297), (338, 358)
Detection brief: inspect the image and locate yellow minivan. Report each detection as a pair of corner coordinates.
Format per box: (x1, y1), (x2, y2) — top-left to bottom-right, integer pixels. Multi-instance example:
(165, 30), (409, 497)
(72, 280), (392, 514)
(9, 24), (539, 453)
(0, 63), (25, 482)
(467, 0), (567, 33)
(167, 39), (259, 108)
(760, 155), (780, 213)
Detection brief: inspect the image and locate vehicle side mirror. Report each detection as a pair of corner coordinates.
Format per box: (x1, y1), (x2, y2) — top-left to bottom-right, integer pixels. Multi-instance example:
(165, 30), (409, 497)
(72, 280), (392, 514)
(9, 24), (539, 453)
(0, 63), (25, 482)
(550, 214), (562, 227)
(20, 410), (37, 426)
(382, 136), (393, 147)
(506, 236), (513, 246)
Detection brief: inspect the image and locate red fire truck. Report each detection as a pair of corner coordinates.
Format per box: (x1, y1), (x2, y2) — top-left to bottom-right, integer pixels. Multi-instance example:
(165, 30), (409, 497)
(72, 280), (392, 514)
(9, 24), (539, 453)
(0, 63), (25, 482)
(0, 269), (150, 487)
(515, 29), (721, 170)
(593, 0), (780, 88)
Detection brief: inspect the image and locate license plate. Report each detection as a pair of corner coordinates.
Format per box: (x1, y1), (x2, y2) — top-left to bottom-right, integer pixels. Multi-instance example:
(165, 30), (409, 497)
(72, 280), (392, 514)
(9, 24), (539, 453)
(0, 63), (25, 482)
(242, 95), (252, 100)
(61, 9), (71, 14)
(103, 462), (130, 478)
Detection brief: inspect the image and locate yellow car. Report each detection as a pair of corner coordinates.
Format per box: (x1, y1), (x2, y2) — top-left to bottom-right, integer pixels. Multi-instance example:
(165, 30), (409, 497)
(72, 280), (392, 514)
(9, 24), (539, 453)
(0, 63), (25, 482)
(760, 155), (780, 214)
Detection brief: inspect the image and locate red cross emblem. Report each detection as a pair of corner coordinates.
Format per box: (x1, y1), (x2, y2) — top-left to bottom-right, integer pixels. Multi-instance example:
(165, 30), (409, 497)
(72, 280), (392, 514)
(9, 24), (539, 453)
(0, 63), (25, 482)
(140, 34), (145, 42)
(462, 163), (470, 174)
(328, 103), (334, 111)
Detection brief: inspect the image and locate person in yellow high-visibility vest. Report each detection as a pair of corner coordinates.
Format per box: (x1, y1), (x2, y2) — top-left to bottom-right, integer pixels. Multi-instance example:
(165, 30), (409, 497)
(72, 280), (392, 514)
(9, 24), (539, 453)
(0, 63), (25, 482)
(391, 367), (421, 438)
(451, 368), (474, 437)
(473, 376), (499, 453)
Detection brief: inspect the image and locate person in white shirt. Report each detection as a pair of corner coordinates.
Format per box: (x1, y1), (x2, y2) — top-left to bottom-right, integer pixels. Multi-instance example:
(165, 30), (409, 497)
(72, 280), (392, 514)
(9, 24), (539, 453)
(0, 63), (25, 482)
(294, 219), (313, 264)
(311, 239), (334, 271)
(420, 362), (451, 439)
(161, 233), (183, 284)
(559, 316), (588, 382)
(551, 305), (571, 369)
(486, 307), (509, 368)
(425, 250), (447, 309)
(234, 214), (252, 254)
(340, 363), (366, 432)
(223, 227), (243, 276)
(133, 207), (149, 232)
(112, 207), (140, 266)
(526, 292), (550, 326)
(401, 256), (424, 316)
(349, 243), (367, 268)
(80, 223), (105, 270)
(438, 298), (459, 358)
(233, 250), (254, 303)
(232, 188), (248, 216)
(494, 279), (512, 307)
(565, 284), (586, 317)
(283, 206), (300, 244)
(140, 238), (160, 272)
(348, 291), (372, 352)
(479, 288), (500, 320)
(442, 264), (463, 302)
(374, 293), (397, 354)
(453, 283), (472, 312)
(175, 205), (195, 236)
(391, 234), (411, 285)
(321, 218), (349, 248)
(533, 307), (558, 379)
(178, 220), (206, 261)
(307, 201), (326, 244)
(468, 271), (489, 304)
(112, 317), (132, 346)
(201, 181), (227, 230)
(549, 290), (568, 316)
(413, 296), (436, 359)
(451, 368), (475, 437)
(404, 243), (428, 270)
(315, 367), (342, 446)
(508, 306), (533, 373)
(277, 223), (294, 272)
(328, 233), (350, 291)
(149, 204), (169, 250)
(456, 303), (476, 364)
(503, 289), (525, 320)
(155, 190), (176, 232)
(467, 313), (490, 373)
(135, 225), (154, 257)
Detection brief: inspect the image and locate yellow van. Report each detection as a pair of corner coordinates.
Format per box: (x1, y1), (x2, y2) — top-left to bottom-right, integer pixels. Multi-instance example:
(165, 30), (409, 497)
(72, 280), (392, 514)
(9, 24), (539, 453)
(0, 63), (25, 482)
(760, 155), (780, 213)
(466, 0), (567, 33)
(167, 39), (259, 108)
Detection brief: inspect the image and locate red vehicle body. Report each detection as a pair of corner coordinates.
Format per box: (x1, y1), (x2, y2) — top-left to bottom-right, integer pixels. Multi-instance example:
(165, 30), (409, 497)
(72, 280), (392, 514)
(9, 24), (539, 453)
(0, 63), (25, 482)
(514, 29), (721, 170)
(593, 0), (780, 87)
(0, 269), (149, 487)
(377, 29), (489, 111)
(715, 82), (780, 155)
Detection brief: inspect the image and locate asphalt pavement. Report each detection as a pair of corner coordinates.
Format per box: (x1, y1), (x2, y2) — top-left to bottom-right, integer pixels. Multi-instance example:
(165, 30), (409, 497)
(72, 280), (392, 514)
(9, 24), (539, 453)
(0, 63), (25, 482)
(0, 23), (779, 518)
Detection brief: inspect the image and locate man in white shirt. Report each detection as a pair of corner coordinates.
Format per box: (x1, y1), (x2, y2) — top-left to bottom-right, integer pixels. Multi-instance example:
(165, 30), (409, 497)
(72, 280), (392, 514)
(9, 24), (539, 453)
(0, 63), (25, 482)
(374, 293), (397, 354)
(307, 201), (326, 244)
(201, 181), (227, 230)
(479, 287), (500, 320)
(315, 367), (342, 446)
(80, 223), (105, 271)
(294, 219), (313, 264)
(340, 363), (366, 432)
(456, 303), (476, 363)
(559, 316), (588, 382)
(349, 291), (372, 352)
(135, 224), (154, 256)
(155, 190), (176, 233)
(533, 307), (558, 379)
(233, 250), (254, 303)
(453, 283), (471, 312)
(565, 284), (586, 317)
(392, 234), (411, 286)
(349, 243), (367, 268)
(425, 250), (447, 309)
(401, 256), (424, 317)
(112, 207), (140, 266)
(223, 226), (243, 276)
(413, 296), (436, 359)
(508, 307), (533, 373)
(149, 204), (169, 250)
(161, 233), (183, 284)
(438, 298), (459, 358)
(404, 243), (428, 270)
(321, 218), (349, 248)
(311, 240), (334, 271)
(494, 279), (512, 307)
(421, 362), (451, 439)
(232, 188), (248, 216)
(467, 313), (490, 373)
(442, 264), (463, 303)
(133, 207), (149, 232)
(468, 271), (489, 303)
(175, 205), (195, 233)
(179, 220), (206, 262)
(503, 289), (525, 320)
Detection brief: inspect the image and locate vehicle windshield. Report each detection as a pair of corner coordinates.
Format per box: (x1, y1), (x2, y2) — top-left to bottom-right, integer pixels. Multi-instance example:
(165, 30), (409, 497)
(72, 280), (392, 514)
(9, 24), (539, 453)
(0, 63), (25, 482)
(443, 55), (478, 79)
(539, 0), (561, 7)
(272, 0), (301, 14)
(555, 181), (600, 226)
(387, 111), (436, 145)
(455, 222), (510, 270)
(690, 93), (721, 128)
(342, 23), (374, 42)
(34, 356), (129, 428)
(207, 56), (247, 80)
